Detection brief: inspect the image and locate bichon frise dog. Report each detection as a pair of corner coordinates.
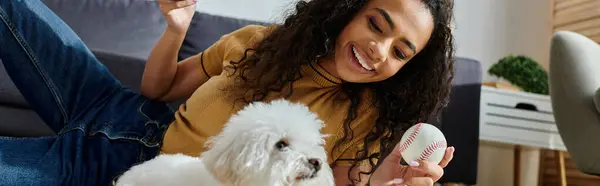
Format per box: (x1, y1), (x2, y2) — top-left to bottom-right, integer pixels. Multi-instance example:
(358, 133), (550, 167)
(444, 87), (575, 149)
(115, 99), (335, 186)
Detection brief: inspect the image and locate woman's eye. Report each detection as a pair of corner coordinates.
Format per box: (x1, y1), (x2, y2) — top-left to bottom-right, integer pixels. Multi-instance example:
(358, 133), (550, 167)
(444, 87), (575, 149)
(394, 48), (407, 60)
(368, 17), (383, 33)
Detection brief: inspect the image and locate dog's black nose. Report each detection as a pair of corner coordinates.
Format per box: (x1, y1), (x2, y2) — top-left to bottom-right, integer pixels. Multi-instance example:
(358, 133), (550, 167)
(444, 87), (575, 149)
(308, 158), (321, 172)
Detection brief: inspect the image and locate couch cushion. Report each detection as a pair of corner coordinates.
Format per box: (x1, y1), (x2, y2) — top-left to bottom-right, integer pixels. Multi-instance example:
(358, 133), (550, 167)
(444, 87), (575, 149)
(0, 106), (54, 137)
(0, 60), (29, 108)
(41, 0), (166, 60)
(178, 12), (269, 60)
(41, 0), (271, 60)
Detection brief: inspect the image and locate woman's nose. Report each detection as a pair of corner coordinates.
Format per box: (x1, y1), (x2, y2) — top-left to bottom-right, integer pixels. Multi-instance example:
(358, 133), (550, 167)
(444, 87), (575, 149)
(368, 40), (387, 63)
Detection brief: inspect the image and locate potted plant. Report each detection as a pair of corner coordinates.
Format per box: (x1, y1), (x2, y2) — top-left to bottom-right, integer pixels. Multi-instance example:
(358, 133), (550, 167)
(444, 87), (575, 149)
(487, 55), (549, 95)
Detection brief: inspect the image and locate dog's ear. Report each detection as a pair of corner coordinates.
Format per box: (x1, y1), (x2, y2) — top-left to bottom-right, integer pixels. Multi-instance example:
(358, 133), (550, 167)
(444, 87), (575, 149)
(202, 127), (273, 184)
(234, 129), (273, 171)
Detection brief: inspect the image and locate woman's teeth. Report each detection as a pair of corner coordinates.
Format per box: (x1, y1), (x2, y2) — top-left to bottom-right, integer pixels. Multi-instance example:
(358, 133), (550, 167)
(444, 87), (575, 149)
(352, 46), (373, 71)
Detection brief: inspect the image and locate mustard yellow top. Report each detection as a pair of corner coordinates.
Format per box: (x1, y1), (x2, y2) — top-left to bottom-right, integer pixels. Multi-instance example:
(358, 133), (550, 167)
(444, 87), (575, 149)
(160, 25), (379, 165)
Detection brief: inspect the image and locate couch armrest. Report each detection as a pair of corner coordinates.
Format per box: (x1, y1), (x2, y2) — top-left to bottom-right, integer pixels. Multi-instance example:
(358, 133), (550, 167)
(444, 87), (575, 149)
(93, 50), (146, 91)
(437, 57), (482, 185)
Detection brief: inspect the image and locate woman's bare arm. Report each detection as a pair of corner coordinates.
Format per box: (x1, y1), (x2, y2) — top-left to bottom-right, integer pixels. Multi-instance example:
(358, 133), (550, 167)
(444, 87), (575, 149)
(140, 28), (208, 102)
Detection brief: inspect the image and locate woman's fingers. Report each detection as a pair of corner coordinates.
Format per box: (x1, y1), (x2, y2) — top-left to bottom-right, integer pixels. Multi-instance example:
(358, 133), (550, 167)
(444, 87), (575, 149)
(438, 146), (455, 168)
(407, 160), (444, 181)
(387, 177), (435, 186)
(384, 141), (406, 164)
(158, 0), (196, 10)
(404, 177), (435, 186)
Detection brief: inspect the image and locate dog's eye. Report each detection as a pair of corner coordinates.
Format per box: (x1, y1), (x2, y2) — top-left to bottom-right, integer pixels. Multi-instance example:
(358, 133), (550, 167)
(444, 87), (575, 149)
(275, 140), (288, 150)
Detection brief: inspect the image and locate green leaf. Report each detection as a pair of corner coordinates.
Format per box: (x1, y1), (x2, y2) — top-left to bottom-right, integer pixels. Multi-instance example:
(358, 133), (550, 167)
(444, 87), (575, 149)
(488, 55), (549, 95)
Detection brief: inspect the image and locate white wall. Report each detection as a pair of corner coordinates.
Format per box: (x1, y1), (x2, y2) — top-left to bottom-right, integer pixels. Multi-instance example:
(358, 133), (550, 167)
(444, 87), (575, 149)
(196, 0), (298, 23)
(453, 0), (552, 81)
(453, 0), (552, 186)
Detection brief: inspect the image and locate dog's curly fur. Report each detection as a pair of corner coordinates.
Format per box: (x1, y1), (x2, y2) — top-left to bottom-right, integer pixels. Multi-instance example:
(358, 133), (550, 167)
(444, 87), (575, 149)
(115, 99), (335, 186)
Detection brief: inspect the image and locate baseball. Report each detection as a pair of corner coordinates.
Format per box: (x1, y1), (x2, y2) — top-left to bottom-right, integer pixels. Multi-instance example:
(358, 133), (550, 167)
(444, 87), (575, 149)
(397, 123), (447, 164)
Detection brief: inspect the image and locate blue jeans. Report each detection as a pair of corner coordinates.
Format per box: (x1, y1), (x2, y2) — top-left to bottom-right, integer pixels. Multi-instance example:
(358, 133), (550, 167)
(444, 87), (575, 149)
(0, 0), (175, 185)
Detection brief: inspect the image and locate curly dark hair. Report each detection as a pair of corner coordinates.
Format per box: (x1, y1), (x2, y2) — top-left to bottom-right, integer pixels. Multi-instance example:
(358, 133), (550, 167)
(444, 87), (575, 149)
(226, 0), (455, 184)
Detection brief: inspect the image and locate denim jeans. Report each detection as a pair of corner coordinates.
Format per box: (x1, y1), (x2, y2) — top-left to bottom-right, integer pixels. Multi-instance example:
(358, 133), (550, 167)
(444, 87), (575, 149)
(0, 0), (175, 185)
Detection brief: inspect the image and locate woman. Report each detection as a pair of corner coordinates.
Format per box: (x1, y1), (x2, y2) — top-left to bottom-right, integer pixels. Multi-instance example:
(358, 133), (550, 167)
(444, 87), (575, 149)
(0, 0), (455, 185)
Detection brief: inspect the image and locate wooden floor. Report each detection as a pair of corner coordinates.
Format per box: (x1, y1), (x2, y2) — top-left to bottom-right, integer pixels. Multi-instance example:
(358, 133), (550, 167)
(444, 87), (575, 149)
(539, 150), (600, 186)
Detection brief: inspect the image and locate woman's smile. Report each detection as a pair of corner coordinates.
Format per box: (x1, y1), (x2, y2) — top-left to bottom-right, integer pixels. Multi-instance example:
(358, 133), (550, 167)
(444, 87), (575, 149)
(348, 43), (377, 75)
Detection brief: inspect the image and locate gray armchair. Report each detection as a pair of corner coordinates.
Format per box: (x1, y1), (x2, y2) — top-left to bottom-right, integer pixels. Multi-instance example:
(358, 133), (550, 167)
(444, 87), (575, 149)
(549, 30), (600, 176)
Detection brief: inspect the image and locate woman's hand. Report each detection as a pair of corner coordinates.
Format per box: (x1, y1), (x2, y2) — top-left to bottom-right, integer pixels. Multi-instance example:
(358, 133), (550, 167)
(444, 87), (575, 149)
(141, 0), (199, 100)
(158, 0), (198, 35)
(369, 143), (455, 186)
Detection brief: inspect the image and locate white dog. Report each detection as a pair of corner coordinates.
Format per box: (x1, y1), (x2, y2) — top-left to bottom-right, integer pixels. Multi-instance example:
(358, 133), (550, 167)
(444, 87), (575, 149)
(115, 99), (335, 186)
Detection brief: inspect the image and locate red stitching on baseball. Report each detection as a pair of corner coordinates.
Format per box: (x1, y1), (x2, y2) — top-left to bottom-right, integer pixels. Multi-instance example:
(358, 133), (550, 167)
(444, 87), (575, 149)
(398, 123), (423, 153)
(417, 140), (447, 161)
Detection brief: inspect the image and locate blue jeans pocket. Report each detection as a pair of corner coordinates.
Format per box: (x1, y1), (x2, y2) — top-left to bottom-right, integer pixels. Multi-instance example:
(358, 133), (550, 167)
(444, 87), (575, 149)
(84, 91), (175, 184)
(86, 91), (174, 149)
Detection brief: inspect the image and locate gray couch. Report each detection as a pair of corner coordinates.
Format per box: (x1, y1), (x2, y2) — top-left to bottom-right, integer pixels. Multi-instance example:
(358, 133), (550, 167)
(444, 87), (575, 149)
(0, 0), (482, 184)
